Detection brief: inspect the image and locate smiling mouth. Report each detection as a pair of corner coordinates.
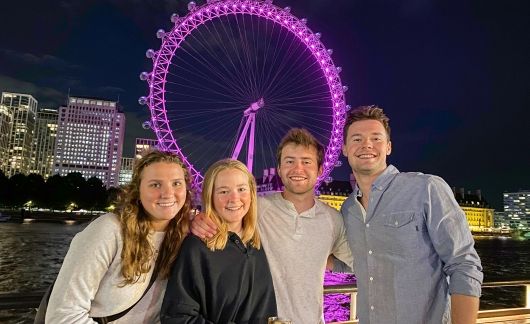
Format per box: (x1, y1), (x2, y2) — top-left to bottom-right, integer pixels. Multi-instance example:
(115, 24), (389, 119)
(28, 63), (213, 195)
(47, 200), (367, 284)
(357, 154), (377, 159)
(225, 206), (244, 211)
(289, 176), (307, 181)
(157, 202), (176, 207)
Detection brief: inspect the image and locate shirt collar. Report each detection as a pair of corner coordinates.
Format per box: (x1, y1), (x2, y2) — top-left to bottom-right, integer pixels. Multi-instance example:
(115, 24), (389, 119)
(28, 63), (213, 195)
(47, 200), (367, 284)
(353, 165), (400, 195)
(273, 192), (317, 218)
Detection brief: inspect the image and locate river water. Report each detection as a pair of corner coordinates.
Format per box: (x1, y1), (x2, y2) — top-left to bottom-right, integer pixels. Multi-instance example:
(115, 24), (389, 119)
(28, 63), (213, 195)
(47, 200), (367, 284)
(1, 223), (529, 323)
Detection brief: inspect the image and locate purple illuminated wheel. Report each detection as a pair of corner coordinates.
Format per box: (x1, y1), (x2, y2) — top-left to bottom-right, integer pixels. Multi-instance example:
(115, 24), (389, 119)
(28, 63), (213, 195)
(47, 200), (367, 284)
(140, 0), (348, 190)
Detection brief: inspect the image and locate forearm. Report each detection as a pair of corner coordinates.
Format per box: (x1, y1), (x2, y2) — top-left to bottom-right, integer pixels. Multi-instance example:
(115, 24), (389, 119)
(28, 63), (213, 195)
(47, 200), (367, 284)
(451, 294), (479, 324)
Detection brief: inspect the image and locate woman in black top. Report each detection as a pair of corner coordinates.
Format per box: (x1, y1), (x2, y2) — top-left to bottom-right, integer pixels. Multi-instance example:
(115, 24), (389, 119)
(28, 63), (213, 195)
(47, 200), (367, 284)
(161, 159), (277, 324)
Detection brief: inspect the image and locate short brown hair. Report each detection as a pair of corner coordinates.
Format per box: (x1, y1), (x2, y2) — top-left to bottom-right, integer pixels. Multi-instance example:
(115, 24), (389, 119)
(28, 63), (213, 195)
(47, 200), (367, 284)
(343, 105), (391, 142)
(276, 128), (324, 168)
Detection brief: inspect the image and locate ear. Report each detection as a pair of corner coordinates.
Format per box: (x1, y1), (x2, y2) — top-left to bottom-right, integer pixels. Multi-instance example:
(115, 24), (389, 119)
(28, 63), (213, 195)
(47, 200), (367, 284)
(318, 165), (324, 177)
(342, 144), (347, 157)
(386, 140), (392, 155)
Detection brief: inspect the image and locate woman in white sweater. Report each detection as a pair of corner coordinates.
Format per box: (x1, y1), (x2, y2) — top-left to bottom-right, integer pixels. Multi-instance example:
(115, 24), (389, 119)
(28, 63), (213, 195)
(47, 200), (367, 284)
(46, 150), (193, 323)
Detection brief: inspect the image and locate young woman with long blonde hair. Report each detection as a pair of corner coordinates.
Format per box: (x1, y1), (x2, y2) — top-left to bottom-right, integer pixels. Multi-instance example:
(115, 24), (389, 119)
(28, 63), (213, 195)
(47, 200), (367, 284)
(161, 159), (277, 323)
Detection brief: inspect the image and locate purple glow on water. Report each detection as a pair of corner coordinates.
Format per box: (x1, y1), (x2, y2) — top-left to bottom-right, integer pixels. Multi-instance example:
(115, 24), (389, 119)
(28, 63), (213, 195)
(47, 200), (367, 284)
(323, 271), (356, 323)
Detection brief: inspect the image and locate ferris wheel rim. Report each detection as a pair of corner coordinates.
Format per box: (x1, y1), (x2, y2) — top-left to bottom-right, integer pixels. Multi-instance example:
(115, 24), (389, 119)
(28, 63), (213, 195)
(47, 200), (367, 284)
(144, 0), (347, 190)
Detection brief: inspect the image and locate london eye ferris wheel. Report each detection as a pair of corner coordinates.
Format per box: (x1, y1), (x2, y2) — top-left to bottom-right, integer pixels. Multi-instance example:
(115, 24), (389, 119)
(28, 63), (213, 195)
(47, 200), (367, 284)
(139, 0), (349, 190)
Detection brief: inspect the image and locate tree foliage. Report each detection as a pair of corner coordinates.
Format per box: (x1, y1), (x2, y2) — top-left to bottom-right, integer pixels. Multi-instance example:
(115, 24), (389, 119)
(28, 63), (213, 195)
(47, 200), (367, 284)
(0, 172), (116, 210)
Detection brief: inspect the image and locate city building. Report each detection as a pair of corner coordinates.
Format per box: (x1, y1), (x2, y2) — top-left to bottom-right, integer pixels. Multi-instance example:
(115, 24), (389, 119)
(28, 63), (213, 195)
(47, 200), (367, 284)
(503, 190), (530, 229)
(118, 157), (134, 186)
(317, 180), (352, 211)
(256, 167), (353, 210)
(31, 108), (59, 178)
(1, 92), (38, 177)
(0, 96), (14, 174)
(453, 188), (494, 230)
(53, 97), (125, 188)
(135, 138), (158, 158)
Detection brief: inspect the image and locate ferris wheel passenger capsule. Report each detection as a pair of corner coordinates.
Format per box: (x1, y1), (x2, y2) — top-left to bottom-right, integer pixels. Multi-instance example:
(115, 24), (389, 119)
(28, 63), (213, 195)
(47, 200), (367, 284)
(156, 29), (166, 39)
(283, 7), (291, 12)
(315, 32), (321, 39)
(142, 121), (152, 130)
(342, 85), (348, 92)
(170, 13), (180, 23)
(139, 72), (150, 81)
(336, 66), (342, 73)
(327, 49), (333, 55)
(188, 1), (197, 11)
(138, 96), (148, 105)
(300, 18), (307, 24)
(346, 105), (352, 111)
(146, 49), (156, 59)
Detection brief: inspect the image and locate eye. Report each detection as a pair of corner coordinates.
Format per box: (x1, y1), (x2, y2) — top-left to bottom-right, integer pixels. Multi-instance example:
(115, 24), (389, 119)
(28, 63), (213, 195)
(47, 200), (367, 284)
(173, 180), (183, 187)
(149, 182), (161, 188)
(352, 138), (362, 143)
(238, 187), (248, 192)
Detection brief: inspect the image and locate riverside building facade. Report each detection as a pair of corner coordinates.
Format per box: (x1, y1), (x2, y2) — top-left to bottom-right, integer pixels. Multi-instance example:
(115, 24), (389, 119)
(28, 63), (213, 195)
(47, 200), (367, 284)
(53, 97), (125, 188)
(454, 188), (494, 230)
(1, 92), (38, 177)
(31, 108), (58, 179)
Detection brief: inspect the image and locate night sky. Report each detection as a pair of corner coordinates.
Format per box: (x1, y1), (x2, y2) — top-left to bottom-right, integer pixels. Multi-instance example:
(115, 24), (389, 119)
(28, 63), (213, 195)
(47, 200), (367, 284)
(1, 0), (528, 209)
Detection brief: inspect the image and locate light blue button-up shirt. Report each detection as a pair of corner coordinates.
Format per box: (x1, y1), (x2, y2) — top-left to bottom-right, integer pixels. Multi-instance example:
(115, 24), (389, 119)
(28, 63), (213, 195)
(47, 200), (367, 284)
(339, 165), (483, 324)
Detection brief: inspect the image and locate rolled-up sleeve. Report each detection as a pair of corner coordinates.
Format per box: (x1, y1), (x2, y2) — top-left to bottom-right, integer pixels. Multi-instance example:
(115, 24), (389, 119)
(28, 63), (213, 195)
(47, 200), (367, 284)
(424, 176), (483, 297)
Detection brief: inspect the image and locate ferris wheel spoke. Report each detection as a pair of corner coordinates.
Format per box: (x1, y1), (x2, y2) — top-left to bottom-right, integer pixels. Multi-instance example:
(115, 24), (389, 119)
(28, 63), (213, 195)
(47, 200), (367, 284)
(175, 38), (250, 100)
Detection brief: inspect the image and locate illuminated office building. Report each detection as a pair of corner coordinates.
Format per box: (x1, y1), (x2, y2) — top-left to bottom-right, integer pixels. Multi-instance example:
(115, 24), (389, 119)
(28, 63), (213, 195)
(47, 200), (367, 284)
(503, 190), (530, 229)
(53, 97), (125, 188)
(1, 92), (37, 176)
(0, 96), (14, 174)
(135, 138), (158, 158)
(118, 157), (134, 186)
(31, 108), (58, 178)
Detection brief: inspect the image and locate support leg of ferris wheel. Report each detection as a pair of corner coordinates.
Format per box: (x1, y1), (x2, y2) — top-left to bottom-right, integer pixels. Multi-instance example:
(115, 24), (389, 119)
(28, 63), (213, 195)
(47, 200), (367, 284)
(231, 98), (265, 174)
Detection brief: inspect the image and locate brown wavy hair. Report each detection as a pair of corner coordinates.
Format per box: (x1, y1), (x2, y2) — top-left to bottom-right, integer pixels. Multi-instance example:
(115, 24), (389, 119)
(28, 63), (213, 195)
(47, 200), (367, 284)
(201, 159), (260, 251)
(115, 149), (193, 284)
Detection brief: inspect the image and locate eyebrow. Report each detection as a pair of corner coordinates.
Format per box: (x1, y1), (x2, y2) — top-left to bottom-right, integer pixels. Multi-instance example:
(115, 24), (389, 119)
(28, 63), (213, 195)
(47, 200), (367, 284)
(350, 132), (385, 137)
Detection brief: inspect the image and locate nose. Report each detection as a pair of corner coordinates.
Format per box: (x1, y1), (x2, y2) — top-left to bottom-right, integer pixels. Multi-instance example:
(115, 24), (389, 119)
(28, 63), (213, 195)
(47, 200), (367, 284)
(161, 184), (174, 197)
(361, 138), (373, 149)
(228, 190), (240, 201)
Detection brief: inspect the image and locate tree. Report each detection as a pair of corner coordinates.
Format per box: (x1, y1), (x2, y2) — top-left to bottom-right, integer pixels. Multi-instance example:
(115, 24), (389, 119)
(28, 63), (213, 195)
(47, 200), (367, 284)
(0, 170), (9, 207)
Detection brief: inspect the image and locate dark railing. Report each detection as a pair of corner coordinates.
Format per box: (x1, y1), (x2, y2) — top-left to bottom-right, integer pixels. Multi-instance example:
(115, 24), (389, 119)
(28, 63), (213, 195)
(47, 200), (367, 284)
(1, 280), (529, 323)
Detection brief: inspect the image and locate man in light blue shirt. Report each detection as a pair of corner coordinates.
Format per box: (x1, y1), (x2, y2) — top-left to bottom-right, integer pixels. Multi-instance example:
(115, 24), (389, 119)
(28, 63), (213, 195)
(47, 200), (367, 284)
(337, 105), (483, 324)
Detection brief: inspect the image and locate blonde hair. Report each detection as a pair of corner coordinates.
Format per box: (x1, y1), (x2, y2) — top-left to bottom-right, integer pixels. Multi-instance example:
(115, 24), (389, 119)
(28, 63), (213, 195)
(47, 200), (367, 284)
(201, 159), (260, 251)
(115, 149), (193, 284)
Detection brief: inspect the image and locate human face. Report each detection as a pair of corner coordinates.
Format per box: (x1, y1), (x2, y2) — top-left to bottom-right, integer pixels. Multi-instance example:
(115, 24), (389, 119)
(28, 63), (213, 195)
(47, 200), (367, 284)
(139, 161), (187, 231)
(278, 143), (322, 197)
(213, 168), (251, 233)
(342, 119), (392, 177)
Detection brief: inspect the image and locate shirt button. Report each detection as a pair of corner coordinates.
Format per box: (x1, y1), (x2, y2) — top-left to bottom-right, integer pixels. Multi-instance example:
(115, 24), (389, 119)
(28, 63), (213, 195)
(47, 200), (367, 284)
(368, 250), (372, 255)
(366, 223), (370, 228)
(369, 276), (373, 281)
(370, 305), (374, 310)
(395, 221), (398, 226)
